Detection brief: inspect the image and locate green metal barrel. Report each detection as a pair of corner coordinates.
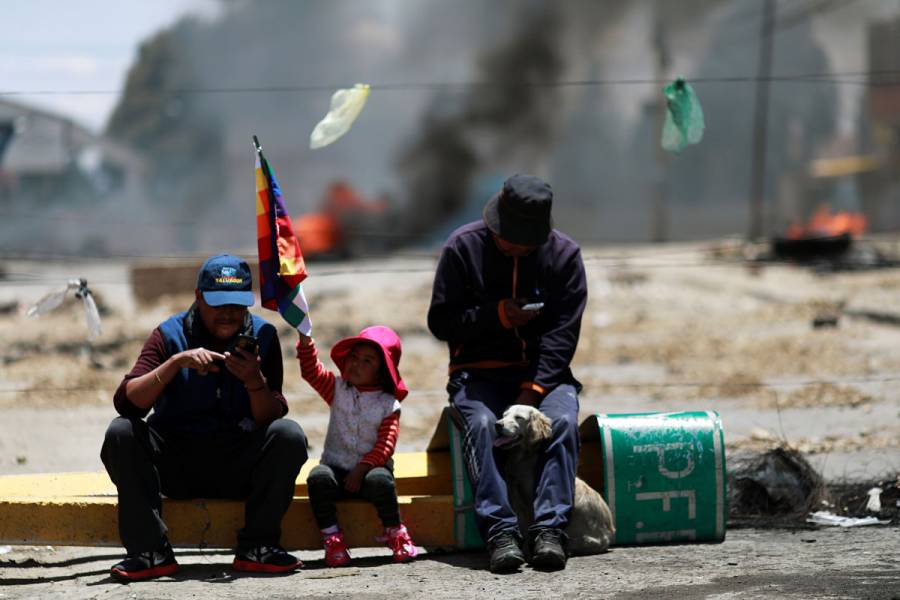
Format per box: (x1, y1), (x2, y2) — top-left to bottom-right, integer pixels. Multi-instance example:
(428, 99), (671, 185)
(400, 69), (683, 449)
(590, 411), (727, 545)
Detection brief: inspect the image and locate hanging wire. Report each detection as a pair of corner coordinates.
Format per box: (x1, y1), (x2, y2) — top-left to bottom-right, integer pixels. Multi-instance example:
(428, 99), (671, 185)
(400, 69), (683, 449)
(2, 67), (899, 100)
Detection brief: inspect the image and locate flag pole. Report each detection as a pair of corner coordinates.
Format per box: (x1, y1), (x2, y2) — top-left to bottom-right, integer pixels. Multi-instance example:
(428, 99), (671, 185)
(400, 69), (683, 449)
(253, 135), (280, 284)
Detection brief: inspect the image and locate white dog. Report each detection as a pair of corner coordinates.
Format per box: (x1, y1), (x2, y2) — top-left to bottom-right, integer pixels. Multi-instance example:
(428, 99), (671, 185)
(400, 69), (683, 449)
(494, 404), (615, 555)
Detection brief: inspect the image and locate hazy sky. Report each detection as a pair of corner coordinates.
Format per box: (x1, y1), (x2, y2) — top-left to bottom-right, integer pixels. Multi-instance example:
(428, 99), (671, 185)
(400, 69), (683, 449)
(2, 0), (898, 137)
(0, 0), (218, 132)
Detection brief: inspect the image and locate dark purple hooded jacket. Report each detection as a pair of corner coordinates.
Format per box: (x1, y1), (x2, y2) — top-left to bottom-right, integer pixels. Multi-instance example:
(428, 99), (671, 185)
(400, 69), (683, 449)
(427, 221), (587, 394)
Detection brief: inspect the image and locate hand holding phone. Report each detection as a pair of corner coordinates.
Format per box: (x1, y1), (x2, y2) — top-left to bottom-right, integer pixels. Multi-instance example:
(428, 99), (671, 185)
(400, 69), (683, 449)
(232, 334), (259, 355)
(502, 298), (541, 327)
(520, 302), (544, 312)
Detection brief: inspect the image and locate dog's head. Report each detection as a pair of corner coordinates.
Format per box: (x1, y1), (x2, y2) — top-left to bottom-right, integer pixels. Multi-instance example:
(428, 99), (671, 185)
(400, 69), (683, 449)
(493, 404), (552, 450)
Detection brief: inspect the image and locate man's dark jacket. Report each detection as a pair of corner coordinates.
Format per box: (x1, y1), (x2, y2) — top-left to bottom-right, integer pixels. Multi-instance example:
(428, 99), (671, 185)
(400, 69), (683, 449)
(427, 221), (587, 393)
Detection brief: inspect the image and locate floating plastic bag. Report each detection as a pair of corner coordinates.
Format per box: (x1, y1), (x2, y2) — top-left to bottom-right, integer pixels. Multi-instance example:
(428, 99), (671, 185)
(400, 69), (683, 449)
(309, 83), (370, 149)
(661, 78), (704, 153)
(27, 278), (102, 340)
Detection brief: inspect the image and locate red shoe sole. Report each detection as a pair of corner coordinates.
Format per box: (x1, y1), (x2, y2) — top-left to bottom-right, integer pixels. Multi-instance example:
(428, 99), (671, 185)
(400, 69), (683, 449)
(111, 562), (179, 581)
(232, 558), (303, 573)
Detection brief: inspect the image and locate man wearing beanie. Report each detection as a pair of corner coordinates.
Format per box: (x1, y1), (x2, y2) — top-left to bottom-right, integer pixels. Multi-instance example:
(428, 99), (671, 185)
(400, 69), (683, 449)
(428, 174), (587, 573)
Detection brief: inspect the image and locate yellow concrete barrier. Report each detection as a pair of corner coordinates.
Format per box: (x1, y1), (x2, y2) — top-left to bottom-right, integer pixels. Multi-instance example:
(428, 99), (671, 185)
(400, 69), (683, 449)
(0, 452), (456, 549)
(0, 495), (455, 549)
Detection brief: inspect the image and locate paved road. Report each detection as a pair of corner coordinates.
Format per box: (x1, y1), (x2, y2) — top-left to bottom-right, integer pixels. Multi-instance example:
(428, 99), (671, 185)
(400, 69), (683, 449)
(1, 527), (898, 599)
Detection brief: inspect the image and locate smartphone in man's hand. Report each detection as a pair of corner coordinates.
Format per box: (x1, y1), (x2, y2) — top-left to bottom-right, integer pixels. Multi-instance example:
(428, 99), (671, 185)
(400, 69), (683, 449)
(231, 334), (259, 355)
(520, 302), (544, 312)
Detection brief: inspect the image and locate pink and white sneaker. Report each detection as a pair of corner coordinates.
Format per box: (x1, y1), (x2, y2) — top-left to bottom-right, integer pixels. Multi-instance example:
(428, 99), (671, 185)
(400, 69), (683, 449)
(381, 524), (418, 563)
(322, 531), (351, 567)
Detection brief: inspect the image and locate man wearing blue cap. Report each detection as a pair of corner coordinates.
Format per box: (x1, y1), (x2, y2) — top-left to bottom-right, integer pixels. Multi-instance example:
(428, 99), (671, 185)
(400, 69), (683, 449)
(101, 254), (308, 580)
(428, 174), (588, 573)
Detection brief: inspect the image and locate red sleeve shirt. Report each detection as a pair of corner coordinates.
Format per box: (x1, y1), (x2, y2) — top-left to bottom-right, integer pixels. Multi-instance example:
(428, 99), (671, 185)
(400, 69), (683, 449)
(361, 412), (400, 467)
(295, 339), (335, 405)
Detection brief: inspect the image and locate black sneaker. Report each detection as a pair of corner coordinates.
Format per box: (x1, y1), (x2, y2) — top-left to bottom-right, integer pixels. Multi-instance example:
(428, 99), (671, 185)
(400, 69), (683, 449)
(529, 528), (567, 570)
(110, 539), (179, 581)
(486, 531), (525, 574)
(232, 545), (303, 573)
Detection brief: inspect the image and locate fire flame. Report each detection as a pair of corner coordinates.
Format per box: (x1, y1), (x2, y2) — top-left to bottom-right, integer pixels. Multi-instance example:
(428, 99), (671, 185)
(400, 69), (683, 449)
(786, 205), (867, 239)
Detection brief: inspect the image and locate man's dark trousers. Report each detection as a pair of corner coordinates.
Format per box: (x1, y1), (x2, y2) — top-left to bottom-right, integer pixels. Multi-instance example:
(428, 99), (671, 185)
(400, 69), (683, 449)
(448, 368), (579, 543)
(101, 417), (307, 555)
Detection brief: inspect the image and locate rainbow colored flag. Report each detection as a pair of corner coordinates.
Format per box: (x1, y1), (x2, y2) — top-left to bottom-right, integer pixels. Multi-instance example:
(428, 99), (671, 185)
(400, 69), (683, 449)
(254, 136), (311, 334)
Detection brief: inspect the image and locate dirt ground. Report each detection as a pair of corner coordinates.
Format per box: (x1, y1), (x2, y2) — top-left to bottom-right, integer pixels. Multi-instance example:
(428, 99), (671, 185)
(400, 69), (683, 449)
(1, 240), (899, 597)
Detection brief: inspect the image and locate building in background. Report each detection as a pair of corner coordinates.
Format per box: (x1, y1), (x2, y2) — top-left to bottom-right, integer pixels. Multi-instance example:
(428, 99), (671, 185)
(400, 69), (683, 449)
(0, 99), (146, 255)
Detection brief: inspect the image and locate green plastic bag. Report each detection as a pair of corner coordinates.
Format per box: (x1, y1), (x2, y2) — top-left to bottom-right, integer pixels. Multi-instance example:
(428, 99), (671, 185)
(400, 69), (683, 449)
(661, 78), (704, 153)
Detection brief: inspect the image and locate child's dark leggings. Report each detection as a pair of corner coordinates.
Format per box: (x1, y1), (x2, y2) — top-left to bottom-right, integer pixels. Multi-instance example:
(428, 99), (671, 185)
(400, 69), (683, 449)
(307, 463), (401, 530)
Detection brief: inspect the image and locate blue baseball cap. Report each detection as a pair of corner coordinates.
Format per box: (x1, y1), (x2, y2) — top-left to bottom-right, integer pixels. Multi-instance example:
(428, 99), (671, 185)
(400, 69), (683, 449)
(196, 254), (255, 307)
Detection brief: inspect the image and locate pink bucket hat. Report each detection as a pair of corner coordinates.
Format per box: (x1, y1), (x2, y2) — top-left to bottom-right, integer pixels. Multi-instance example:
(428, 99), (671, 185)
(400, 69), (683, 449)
(330, 325), (408, 401)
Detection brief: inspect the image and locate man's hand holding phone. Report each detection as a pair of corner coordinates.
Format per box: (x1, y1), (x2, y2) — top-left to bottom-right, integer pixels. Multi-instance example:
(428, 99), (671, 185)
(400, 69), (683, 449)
(224, 335), (264, 388)
(501, 299), (542, 328)
(230, 334), (259, 355)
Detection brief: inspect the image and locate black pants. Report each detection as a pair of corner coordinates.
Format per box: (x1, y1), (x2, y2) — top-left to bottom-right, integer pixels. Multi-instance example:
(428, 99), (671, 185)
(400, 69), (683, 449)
(306, 463), (400, 530)
(100, 416), (307, 555)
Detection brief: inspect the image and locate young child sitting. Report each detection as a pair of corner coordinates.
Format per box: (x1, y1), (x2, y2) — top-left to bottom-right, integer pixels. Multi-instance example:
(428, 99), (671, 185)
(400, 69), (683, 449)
(296, 325), (417, 567)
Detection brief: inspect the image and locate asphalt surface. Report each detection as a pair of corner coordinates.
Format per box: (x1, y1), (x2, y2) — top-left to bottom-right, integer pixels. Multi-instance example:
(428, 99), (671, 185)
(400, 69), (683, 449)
(1, 527), (898, 599)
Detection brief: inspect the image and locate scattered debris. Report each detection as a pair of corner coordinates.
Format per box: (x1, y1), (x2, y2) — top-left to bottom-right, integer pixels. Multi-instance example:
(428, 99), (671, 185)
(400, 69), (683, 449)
(866, 487), (883, 512)
(772, 233), (853, 263)
(728, 447), (825, 517)
(806, 511), (889, 527)
(755, 237), (900, 272)
(728, 452), (899, 528)
(842, 308), (900, 327)
(812, 312), (839, 328)
(824, 477), (900, 523)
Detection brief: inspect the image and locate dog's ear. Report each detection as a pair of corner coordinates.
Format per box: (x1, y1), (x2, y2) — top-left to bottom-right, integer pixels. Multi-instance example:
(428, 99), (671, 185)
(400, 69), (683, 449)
(526, 409), (553, 446)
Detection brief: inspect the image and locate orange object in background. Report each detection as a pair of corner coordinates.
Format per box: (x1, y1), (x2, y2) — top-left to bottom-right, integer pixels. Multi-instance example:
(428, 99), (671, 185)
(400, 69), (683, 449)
(324, 181), (386, 218)
(786, 204), (867, 239)
(293, 181), (388, 257)
(294, 212), (342, 255)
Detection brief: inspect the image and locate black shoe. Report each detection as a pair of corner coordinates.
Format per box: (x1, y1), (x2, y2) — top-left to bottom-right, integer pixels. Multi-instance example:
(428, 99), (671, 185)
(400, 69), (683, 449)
(233, 545), (303, 573)
(529, 528), (567, 570)
(110, 539), (179, 581)
(487, 531), (525, 574)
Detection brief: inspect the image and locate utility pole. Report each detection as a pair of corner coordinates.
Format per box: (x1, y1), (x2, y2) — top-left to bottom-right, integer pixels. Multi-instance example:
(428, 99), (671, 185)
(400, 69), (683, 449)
(652, 3), (670, 243)
(748, 0), (776, 241)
